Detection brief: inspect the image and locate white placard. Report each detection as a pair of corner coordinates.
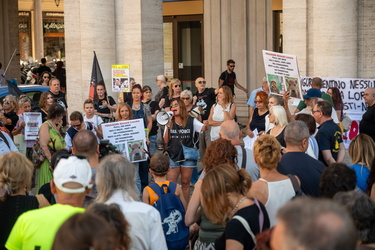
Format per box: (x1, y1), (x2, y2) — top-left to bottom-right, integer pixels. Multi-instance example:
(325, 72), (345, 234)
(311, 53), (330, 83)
(24, 112), (42, 140)
(263, 50), (303, 100)
(102, 118), (148, 163)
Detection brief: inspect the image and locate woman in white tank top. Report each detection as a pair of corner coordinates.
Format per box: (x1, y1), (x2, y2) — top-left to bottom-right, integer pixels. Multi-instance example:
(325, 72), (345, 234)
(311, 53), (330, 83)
(248, 135), (300, 226)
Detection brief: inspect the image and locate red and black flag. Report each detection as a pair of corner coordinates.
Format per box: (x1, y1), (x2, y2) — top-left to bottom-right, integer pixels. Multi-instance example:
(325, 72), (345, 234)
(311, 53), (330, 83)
(89, 51), (104, 100)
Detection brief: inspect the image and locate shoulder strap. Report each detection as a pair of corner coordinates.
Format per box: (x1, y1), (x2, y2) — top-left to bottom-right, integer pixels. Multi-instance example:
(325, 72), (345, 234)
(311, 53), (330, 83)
(240, 146), (246, 169)
(287, 174), (302, 196)
(253, 198), (264, 232)
(232, 215), (256, 244)
(168, 182), (177, 194)
(0, 131), (10, 149)
(149, 183), (167, 197)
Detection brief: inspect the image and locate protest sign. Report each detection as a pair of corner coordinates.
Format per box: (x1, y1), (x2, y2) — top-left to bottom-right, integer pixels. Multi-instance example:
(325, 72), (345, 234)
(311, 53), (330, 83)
(263, 50), (303, 99)
(112, 65), (130, 93)
(102, 118), (148, 163)
(301, 76), (375, 147)
(24, 112), (42, 140)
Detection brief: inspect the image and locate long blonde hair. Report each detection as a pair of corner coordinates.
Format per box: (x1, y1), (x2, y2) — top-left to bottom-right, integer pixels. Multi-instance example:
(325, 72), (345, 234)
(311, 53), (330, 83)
(348, 134), (375, 168)
(0, 152), (33, 200)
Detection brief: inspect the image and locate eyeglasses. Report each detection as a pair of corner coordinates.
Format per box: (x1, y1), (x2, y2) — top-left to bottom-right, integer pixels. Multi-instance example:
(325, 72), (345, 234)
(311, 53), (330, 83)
(170, 103), (179, 108)
(254, 100), (263, 104)
(174, 85), (181, 88)
(229, 65), (235, 68)
(181, 97), (190, 100)
(72, 122), (82, 128)
(3, 100), (11, 104)
(197, 81), (206, 84)
(43, 76), (50, 79)
(312, 110), (321, 114)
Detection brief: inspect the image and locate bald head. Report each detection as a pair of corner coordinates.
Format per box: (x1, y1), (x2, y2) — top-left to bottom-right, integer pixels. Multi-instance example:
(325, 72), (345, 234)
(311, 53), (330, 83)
(72, 130), (98, 156)
(220, 120), (240, 141)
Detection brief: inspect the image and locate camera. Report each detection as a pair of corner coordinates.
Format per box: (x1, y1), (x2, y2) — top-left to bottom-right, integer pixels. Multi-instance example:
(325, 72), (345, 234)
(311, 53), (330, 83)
(99, 140), (120, 159)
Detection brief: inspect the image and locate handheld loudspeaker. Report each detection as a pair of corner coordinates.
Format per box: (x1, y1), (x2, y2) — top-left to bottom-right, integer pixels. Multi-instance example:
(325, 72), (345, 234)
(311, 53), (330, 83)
(156, 111), (174, 125)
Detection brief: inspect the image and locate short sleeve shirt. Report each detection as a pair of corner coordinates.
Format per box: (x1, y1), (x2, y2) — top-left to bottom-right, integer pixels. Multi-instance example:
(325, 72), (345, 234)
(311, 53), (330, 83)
(194, 88), (216, 120)
(315, 119), (343, 166)
(95, 96), (116, 114)
(219, 71), (236, 95)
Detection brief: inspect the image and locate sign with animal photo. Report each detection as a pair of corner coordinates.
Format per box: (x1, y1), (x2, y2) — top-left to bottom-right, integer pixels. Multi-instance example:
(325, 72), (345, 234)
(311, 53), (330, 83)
(112, 65), (131, 93)
(101, 118), (148, 162)
(263, 50), (303, 100)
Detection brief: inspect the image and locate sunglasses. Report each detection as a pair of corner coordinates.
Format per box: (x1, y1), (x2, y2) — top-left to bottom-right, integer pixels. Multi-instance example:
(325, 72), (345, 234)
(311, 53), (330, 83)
(43, 76), (50, 79)
(181, 97), (190, 100)
(3, 100), (11, 104)
(254, 100), (263, 104)
(174, 85), (181, 88)
(312, 110), (321, 114)
(197, 81), (206, 84)
(229, 65), (235, 68)
(170, 103), (179, 108)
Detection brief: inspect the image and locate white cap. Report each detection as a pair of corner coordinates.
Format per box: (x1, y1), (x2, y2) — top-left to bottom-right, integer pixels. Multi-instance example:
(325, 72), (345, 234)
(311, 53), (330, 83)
(53, 156), (92, 193)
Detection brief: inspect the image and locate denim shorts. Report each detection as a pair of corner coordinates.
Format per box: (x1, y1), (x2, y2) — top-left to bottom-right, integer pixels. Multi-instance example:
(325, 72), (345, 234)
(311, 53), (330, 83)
(169, 158), (197, 168)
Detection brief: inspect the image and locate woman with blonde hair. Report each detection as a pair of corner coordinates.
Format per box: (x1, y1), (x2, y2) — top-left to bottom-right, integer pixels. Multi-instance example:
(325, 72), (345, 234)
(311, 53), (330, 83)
(95, 154), (167, 250)
(266, 105), (288, 147)
(202, 164), (270, 250)
(348, 134), (375, 192)
(115, 103), (133, 121)
(208, 85), (236, 141)
(185, 139), (237, 249)
(165, 78), (182, 110)
(1, 94), (19, 136)
(248, 135), (299, 226)
(0, 152), (49, 248)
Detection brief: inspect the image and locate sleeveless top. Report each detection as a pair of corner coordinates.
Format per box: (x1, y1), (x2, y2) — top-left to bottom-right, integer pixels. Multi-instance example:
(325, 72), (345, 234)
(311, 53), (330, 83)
(210, 103), (233, 141)
(258, 178), (295, 226)
(250, 108), (269, 132)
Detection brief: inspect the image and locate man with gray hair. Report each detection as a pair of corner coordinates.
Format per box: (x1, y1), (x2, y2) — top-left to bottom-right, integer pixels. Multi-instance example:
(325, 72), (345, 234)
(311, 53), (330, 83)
(219, 120), (259, 181)
(277, 121), (325, 197)
(271, 197), (357, 250)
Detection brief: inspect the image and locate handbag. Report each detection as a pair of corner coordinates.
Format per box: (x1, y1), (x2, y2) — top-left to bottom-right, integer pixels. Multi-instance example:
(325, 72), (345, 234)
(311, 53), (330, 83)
(182, 144), (199, 161)
(32, 138), (56, 169)
(341, 114), (352, 132)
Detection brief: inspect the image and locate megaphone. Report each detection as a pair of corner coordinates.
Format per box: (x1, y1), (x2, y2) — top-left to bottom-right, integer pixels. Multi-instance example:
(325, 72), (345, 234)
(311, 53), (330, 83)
(156, 111), (174, 125)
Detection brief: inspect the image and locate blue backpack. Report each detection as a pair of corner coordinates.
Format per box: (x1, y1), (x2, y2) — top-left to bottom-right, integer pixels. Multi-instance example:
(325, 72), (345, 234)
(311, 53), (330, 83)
(149, 182), (189, 250)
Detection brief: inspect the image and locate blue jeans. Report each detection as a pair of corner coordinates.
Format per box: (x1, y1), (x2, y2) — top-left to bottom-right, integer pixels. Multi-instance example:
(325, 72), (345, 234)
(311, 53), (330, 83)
(149, 135), (157, 156)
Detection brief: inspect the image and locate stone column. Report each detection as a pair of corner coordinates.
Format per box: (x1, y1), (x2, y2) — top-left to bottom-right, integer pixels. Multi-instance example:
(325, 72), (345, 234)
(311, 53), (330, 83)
(33, 0), (44, 61)
(115, 0), (164, 94)
(204, 0), (273, 117)
(0, 0), (20, 82)
(64, 0), (116, 113)
(284, 0), (358, 78)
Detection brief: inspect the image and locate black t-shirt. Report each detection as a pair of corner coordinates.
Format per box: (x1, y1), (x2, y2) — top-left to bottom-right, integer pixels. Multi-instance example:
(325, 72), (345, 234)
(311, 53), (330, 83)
(145, 100), (160, 136)
(219, 71), (236, 95)
(360, 104), (375, 142)
(315, 119), (343, 166)
(278, 152), (326, 197)
(4, 111), (19, 134)
(215, 202), (270, 250)
(167, 117), (196, 162)
(52, 91), (68, 126)
(37, 65), (51, 75)
(52, 68), (66, 87)
(250, 108), (269, 132)
(94, 96), (116, 114)
(195, 88), (216, 121)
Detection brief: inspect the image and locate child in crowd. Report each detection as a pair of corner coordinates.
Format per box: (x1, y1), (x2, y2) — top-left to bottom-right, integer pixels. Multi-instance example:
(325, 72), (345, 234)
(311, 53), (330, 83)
(12, 95), (35, 160)
(83, 99), (103, 139)
(143, 153), (186, 209)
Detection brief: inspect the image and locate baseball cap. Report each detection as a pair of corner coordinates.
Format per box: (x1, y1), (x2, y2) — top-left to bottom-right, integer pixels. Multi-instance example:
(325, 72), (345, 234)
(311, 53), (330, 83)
(303, 88), (322, 99)
(53, 156), (93, 193)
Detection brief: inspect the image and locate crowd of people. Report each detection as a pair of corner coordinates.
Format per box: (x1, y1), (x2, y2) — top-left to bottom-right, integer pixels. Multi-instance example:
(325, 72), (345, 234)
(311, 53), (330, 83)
(0, 57), (375, 250)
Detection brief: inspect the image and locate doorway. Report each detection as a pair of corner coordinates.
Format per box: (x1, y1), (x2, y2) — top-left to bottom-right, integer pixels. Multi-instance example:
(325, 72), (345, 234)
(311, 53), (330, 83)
(163, 15), (203, 92)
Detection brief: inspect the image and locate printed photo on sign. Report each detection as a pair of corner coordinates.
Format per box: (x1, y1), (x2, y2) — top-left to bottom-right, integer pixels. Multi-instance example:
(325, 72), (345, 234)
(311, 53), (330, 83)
(285, 76), (301, 99)
(267, 74), (284, 94)
(127, 140), (147, 162)
(112, 65), (130, 93)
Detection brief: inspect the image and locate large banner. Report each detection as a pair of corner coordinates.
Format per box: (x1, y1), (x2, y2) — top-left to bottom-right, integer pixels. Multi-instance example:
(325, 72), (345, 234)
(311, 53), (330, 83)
(263, 50), (303, 99)
(102, 118), (148, 163)
(301, 77), (375, 147)
(112, 65), (130, 93)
